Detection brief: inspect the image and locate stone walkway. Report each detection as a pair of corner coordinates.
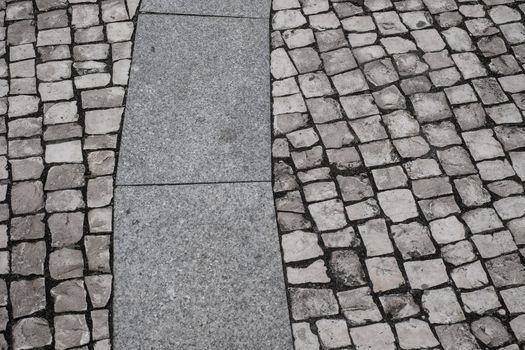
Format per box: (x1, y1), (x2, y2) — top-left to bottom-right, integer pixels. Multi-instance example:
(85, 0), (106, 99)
(271, 0), (525, 349)
(2, 0), (525, 349)
(1, 0), (139, 348)
(113, 5), (291, 348)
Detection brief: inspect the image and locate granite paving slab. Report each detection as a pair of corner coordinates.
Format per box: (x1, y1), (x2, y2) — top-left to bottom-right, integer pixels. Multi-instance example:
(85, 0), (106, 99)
(117, 14), (271, 185)
(140, 0), (270, 18)
(113, 183), (292, 349)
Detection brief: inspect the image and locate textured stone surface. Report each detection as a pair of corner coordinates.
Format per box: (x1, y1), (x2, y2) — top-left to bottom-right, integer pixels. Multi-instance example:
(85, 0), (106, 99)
(1, 0), (138, 347)
(114, 184), (292, 348)
(5, 0), (525, 348)
(117, 15), (270, 184)
(270, 0), (525, 348)
(141, 0), (270, 17)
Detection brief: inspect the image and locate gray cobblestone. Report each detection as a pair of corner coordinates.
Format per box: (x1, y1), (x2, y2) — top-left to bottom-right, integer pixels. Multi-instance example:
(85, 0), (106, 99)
(272, 1), (525, 334)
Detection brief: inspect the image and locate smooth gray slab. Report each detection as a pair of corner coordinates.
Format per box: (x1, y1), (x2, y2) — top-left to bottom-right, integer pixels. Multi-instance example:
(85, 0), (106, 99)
(113, 183), (292, 349)
(140, 0), (270, 17)
(117, 15), (270, 185)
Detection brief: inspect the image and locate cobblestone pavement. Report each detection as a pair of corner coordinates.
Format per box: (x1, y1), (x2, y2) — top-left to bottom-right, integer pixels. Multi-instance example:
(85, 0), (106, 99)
(0, 0), (140, 348)
(271, 0), (525, 348)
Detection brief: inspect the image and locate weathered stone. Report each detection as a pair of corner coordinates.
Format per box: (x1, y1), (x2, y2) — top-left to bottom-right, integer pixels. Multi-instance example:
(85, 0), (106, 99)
(12, 241), (46, 276)
(329, 250), (366, 287)
(85, 235), (111, 273)
(10, 214), (45, 241)
(349, 323), (396, 350)
(405, 259), (448, 289)
(391, 222), (435, 259)
(11, 181), (44, 215)
(289, 288), (339, 320)
(12, 318), (52, 349)
(377, 189), (418, 222)
(337, 287), (382, 325)
(10, 278), (46, 318)
(54, 314), (90, 350)
(282, 231), (322, 263)
(315, 319), (351, 349)
(51, 279), (87, 312)
(358, 219), (394, 256)
(366, 257), (405, 292)
(49, 248), (84, 280)
(380, 293), (420, 320)
(287, 260), (330, 284)
(471, 317), (511, 347)
(396, 319), (439, 349)
(435, 323), (480, 350)
(85, 274), (112, 308)
(422, 287), (465, 324)
(292, 323), (319, 350)
(308, 199), (347, 231)
(45, 164), (85, 191)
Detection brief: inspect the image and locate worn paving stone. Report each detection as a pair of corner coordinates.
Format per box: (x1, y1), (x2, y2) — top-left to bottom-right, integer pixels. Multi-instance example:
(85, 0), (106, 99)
(271, 0), (525, 347)
(10, 0), (525, 347)
(0, 0), (139, 346)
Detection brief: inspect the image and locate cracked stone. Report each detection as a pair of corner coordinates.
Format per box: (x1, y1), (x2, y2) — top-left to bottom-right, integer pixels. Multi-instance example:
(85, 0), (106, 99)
(337, 287), (382, 325)
(54, 314), (90, 350)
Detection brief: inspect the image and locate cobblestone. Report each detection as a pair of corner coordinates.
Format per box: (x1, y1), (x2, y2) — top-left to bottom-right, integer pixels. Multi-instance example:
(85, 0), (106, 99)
(0, 0), (139, 346)
(271, 0), (525, 347)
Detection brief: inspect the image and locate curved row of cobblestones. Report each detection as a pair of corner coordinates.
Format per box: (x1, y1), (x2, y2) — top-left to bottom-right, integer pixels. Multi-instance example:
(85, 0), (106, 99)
(271, 0), (525, 349)
(0, 0), (140, 348)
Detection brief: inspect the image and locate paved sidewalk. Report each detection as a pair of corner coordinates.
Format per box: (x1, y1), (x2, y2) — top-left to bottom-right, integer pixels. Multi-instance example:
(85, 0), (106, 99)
(114, 1), (292, 349)
(0, 0), (291, 348)
(0, 0), (139, 348)
(271, 0), (525, 349)
(3, 0), (525, 349)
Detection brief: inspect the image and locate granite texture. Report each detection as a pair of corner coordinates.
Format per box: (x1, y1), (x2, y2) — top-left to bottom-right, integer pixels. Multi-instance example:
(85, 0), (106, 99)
(140, 0), (271, 17)
(117, 14), (271, 185)
(113, 183), (292, 349)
